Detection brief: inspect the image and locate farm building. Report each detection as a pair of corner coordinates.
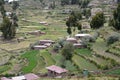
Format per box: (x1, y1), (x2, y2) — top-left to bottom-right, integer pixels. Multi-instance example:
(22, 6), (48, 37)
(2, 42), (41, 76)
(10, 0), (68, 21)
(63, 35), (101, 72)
(46, 65), (68, 78)
(4, 0), (19, 3)
(73, 43), (87, 48)
(66, 37), (77, 44)
(44, 43), (52, 47)
(39, 21), (49, 26)
(75, 34), (92, 39)
(39, 40), (55, 45)
(33, 45), (47, 50)
(1, 73), (39, 80)
(28, 30), (45, 36)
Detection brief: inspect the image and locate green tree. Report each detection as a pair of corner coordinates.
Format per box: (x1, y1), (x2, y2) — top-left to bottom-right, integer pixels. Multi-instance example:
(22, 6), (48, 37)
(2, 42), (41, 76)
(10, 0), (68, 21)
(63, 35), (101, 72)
(111, 3), (120, 30)
(67, 27), (72, 35)
(12, 1), (19, 11)
(71, 0), (79, 4)
(0, 0), (19, 39)
(39, 0), (43, 3)
(107, 35), (119, 45)
(66, 11), (82, 35)
(61, 42), (74, 60)
(79, 0), (90, 8)
(76, 22), (82, 31)
(10, 1), (19, 38)
(61, 0), (70, 6)
(0, 17), (14, 39)
(0, 0), (6, 18)
(82, 8), (91, 18)
(90, 12), (105, 29)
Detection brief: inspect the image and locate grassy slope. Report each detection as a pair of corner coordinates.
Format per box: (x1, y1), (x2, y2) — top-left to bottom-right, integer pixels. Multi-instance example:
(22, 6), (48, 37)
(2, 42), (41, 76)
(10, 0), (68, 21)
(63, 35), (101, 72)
(72, 54), (98, 71)
(21, 50), (39, 73)
(106, 68), (120, 75)
(76, 48), (110, 67)
(40, 50), (55, 66)
(92, 38), (120, 63)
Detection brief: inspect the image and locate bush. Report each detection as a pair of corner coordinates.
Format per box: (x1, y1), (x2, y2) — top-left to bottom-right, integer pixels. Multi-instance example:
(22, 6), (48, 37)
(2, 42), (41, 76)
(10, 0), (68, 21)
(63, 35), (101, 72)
(58, 38), (66, 48)
(53, 43), (61, 52)
(107, 35), (119, 45)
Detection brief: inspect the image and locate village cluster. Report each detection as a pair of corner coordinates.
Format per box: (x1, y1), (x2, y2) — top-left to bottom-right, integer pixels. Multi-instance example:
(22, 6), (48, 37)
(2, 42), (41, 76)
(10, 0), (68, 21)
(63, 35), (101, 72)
(0, 0), (120, 80)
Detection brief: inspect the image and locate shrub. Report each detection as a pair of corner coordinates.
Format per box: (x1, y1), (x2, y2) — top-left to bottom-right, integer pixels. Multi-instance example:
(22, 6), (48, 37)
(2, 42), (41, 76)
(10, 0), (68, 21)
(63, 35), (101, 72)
(107, 35), (119, 45)
(58, 38), (66, 48)
(53, 43), (61, 52)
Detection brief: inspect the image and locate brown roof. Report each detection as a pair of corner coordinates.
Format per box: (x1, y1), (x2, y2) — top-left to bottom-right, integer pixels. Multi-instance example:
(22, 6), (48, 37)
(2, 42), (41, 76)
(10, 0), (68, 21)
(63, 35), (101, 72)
(1, 77), (12, 80)
(46, 65), (68, 74)
(24, 73), (39, 80)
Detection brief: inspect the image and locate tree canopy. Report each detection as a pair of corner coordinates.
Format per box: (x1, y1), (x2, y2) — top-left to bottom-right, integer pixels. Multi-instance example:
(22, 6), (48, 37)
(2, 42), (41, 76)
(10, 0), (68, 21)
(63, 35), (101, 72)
(66, 11), (82, 35)
(61, 42), (74, 60)
(0, 0), (19, 39)
(90, 12), (105, 29)
(111, 3), (120, 30)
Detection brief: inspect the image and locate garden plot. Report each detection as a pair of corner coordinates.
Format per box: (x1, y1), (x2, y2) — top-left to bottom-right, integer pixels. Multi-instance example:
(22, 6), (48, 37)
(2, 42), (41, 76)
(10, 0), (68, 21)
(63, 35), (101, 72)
(21, 50), (39, 73)
(88, 56), (110, 66)
(0, 41), (30, 51)
(0, 49), (11, 66)
(76, 49), (93, 57)
(108, 42), (120, 56)
(52, 54), (77, 72)
(40, 50), (55, 66)
(72, 54), (98, 71)
(33, 53), (46, 73)
(92, 38), (120, 63)
(106, 68), (120, 75)
(76, 48), (111, 69)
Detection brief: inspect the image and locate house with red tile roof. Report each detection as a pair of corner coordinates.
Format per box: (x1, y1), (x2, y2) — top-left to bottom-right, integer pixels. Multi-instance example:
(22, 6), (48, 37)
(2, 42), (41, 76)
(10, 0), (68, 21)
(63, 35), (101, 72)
(66, 37), (77, 44)
(39, 40), (55, 45)
(1, 73), (39, 80)
(46, 65), (68, 78)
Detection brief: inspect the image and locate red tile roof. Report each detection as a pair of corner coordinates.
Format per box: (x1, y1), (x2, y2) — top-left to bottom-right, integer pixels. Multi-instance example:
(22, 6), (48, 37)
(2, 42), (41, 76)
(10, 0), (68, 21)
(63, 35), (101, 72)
(46, 65), (68, 74)
(1, 77), (12, 80)
(24, 73), (39, 80)
(1, 73), (39, 80)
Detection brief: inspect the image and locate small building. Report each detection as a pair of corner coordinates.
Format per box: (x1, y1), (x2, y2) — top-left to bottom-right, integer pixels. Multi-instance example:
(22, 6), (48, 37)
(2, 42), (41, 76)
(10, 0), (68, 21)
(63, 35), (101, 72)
(24, 73), (39, 80)
(39, 21), (49, 26)
(66, 37), (77, 44)
(33, 45), (47, 50)
(28, 30), (45, 36)
(75, 34), (92, 39)
(12, 76), (25, 80)
(46, 65), (68, 77)
(39, 40), (55, 45)
(44, 43), (52, 47)
(8, 0), (19, 3)
(1, 73), (39, 80)
(1, 77), (12, 80)
(73, 43), (87, 48)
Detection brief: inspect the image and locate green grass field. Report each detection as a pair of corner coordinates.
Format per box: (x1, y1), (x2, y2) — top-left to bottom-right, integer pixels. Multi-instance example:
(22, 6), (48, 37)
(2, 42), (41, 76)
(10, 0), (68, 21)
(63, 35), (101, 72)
(40, 50), (55, 66)
(0, 65), (11, 74)
(92, 38), (120, 63)
(21, 50), (39, 73)
(106, 69), (120, 75)
(76, 49), (92, 57)
(72, 54), (98, 71)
